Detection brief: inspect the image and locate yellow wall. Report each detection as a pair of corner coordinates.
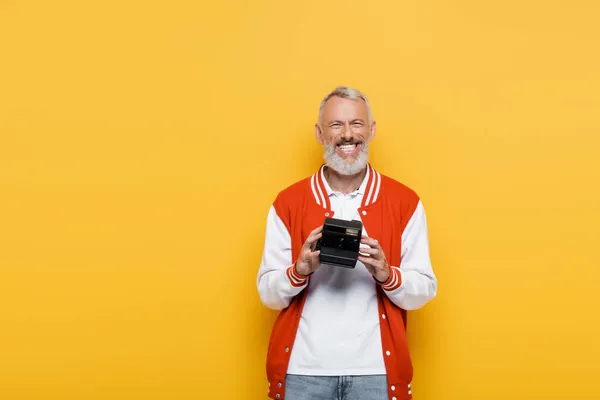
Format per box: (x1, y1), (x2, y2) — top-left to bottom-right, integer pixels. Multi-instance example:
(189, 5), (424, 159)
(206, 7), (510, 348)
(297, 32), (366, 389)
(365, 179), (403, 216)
(1, 1), (599, 399)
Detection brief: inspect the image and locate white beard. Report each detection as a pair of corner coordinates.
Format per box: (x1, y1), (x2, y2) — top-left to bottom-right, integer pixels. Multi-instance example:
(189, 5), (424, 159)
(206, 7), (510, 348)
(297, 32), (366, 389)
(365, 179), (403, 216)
(323, 142), (369, 176)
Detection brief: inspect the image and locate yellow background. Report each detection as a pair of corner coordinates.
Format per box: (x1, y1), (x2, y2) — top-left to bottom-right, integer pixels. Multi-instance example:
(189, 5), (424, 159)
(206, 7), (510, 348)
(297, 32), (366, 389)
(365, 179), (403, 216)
(1, 1), (599, 399)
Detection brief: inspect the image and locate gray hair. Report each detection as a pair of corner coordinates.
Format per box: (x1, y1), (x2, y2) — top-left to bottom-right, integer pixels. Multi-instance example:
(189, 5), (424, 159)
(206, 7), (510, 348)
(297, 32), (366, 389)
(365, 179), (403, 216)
(318, 86), (374, 127)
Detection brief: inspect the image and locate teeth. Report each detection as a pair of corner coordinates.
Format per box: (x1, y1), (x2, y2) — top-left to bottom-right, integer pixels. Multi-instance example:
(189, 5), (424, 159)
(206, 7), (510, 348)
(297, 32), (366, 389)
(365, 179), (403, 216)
(338, 144), (357, 151)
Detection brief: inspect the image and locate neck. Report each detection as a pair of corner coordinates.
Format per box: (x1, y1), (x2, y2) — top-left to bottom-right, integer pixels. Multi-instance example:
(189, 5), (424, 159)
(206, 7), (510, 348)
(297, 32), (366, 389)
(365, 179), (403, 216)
(323, 165), (367, 195)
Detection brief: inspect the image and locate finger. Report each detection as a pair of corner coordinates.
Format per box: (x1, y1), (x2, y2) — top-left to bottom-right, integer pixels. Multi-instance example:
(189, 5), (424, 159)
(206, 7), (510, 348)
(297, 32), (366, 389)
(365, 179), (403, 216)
(309, 250), (320, 259)
(300, 249), (321, 261)
(359, 247), (380, 257)
(310, 225), (324, 235)
(308, 231), (323, 242)
(359, 255), (385, 269)
(309, 250), (321, 271)
(305, 232), (323, 250)
(358, 255), (376, 267)
(360, 236), (380, 249)
(358, 256), (377, 271)
(310, 229), (323, 244)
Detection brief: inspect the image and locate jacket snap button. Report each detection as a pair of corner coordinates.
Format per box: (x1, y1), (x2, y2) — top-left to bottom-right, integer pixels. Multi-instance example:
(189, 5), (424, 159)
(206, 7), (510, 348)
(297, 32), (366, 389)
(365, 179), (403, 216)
(285, 347), (289, 352)
(391, 385), (395, 391)
(278, 383), (282, 388)
(362, 210), (367, 215)
(386, 350), (391, 356)
(276, 394), (280, 398)
(325, 212), (330, 217)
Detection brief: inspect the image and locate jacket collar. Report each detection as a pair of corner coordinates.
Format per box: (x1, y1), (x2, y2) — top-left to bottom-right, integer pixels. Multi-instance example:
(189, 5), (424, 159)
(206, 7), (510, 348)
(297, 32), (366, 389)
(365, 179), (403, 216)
(310, 164), (382, 210)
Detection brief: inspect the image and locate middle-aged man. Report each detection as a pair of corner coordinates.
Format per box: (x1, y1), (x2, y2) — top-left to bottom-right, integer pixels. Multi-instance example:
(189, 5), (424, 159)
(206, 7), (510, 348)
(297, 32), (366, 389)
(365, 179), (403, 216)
(257, 86), (438, 400)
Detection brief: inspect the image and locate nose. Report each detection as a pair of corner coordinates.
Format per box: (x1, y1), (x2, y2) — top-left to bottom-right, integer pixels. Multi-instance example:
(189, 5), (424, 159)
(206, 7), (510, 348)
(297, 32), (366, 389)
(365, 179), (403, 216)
(340, 123), (353, 140)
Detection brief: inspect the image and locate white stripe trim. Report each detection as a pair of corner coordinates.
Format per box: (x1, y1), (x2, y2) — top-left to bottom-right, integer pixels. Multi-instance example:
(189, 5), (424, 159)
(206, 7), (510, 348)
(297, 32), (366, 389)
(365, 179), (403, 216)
(310, 174), (321, 206)
(365, 166), (377, 206)
(388, 272), (399, 289)
(372, 172), (381, 203)
(316, 167), (327, 208)
(289, 270), (304, 285)
(290, 265), (307, 282)
(358, 164), (370, 195)
(383, 268), (399, 289)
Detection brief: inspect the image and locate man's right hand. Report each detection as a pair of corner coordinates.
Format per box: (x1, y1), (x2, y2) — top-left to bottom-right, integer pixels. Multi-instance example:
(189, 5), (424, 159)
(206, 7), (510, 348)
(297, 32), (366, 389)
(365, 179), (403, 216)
(295, 225), (323, 277)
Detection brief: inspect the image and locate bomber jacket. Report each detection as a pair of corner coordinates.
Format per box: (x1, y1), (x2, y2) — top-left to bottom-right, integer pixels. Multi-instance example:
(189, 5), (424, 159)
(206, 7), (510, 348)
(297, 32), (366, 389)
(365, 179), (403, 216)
(257, 164), (437, 400)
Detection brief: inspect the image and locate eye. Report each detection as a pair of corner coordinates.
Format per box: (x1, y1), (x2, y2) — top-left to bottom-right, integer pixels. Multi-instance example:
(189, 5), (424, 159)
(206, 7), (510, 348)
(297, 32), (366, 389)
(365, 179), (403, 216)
(352, 122), (363, 128)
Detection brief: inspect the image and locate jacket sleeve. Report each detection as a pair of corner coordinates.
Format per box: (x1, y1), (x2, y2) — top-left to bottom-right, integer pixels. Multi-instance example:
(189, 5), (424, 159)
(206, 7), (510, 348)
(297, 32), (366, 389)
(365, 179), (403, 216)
(256, 205), (309, 310)
(379, 200), (438, 310)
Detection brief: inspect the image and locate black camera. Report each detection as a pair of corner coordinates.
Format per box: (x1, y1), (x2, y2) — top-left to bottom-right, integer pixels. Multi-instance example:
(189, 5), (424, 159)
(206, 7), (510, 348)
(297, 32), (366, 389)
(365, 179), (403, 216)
(315, 218), (363, 268)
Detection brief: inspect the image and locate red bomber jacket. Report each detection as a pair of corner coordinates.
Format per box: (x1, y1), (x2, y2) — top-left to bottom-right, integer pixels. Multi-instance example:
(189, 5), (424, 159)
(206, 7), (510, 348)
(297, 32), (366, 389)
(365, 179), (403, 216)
(259, 164), (437, 400)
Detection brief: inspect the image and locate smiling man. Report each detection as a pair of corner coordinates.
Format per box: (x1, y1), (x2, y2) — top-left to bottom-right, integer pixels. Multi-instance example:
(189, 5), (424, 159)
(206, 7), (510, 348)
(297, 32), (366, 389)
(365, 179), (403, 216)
(257, 86), (438, 400)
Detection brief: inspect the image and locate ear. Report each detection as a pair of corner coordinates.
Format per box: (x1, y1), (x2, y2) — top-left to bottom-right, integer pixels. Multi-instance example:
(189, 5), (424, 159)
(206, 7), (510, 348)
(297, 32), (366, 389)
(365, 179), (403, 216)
(315, 123), (324, 145)
(369, 121), (377, 140)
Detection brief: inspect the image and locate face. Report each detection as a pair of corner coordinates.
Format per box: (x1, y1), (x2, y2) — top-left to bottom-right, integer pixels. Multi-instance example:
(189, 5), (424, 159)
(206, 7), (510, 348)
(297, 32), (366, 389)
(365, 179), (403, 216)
(315, 96), (376, 175)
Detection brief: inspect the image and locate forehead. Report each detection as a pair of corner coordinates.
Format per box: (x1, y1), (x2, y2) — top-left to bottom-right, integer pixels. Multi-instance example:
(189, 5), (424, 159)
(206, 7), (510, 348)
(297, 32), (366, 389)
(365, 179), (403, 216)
(322, 96), (369, 122)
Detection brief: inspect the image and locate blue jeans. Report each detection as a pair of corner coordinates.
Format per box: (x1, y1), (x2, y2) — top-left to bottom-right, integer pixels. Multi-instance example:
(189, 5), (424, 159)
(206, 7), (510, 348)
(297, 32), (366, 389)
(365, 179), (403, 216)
(284, 374), (388, 400)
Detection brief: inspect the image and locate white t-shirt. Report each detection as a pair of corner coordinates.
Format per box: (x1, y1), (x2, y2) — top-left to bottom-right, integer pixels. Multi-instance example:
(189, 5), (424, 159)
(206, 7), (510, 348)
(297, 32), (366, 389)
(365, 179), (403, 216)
(287, 167), (386, 375)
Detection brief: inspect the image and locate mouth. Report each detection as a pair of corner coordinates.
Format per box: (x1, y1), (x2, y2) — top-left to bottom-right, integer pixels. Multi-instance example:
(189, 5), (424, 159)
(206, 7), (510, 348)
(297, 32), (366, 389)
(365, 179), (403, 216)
(336, 142), (362, 157)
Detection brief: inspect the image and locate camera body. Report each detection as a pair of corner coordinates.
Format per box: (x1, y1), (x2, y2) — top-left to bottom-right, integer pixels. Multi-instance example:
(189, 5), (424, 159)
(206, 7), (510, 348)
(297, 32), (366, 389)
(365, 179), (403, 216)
(315, 217), (363, 268)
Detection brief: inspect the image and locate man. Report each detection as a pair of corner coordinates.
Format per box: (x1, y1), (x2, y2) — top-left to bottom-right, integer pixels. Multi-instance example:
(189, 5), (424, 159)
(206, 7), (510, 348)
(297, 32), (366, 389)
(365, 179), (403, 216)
(257, 86), (437, 400)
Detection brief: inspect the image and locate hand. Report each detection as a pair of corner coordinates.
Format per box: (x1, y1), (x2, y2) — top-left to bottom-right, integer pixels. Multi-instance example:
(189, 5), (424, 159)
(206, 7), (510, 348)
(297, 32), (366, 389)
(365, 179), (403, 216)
(358, 236), (390, 283)
(295, 225), (323, 276)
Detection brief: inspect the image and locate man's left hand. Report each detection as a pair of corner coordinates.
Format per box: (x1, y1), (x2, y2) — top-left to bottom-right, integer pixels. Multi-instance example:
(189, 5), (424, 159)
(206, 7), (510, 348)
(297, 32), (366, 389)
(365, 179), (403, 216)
(358, 236), (390, 283)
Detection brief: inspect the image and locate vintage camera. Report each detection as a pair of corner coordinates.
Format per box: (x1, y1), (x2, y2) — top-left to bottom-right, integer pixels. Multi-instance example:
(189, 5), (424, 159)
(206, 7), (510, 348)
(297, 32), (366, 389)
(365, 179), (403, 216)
(315, 218), (363, 268)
